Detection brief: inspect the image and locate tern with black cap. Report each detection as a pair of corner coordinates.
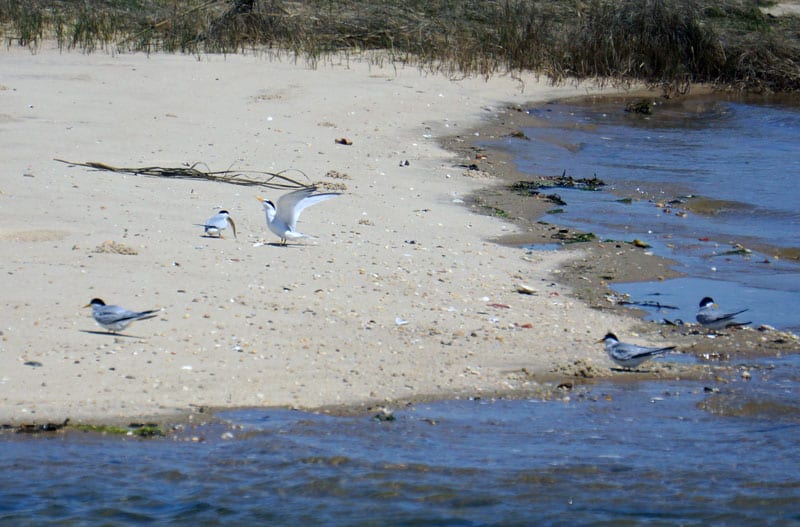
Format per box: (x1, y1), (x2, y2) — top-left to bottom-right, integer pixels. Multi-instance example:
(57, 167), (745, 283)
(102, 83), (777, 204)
(696, 296), (750, 330)
(85, 298), (160, 333)
(256, 187), (339, 245)
(198, 210), (237, 239)
(599, 332), (676, 370)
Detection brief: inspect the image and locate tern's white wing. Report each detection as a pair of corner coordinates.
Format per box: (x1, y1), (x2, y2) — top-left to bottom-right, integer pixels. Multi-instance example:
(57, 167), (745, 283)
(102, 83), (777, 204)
(276, 188), (339, 231)
(697, 307), (748, 328)
(205, 213), (228, 229)
(95, 304), (135, 325)
(95, 304), (157, 325)
(602, 333), (675, 369)
(613, 342), (673, 360)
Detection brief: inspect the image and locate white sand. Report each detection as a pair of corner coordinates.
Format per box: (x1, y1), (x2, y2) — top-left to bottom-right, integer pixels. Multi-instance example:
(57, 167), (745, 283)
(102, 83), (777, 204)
(0, 45), (641, 423)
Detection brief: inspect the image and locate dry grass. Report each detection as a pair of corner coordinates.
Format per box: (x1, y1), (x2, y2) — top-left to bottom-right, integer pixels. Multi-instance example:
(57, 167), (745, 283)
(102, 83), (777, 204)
(1, 0), (798, 91)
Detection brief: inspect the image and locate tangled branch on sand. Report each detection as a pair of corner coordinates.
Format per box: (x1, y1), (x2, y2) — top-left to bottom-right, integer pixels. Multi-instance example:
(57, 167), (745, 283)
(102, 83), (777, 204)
(54, 159), (311, 190)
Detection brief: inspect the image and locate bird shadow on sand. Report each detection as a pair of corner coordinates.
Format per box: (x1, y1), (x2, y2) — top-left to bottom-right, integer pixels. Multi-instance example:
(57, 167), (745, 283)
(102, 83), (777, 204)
(80, 329), (147, 338)
(200, 235), (238, 241)
(264, 242), (306, 248)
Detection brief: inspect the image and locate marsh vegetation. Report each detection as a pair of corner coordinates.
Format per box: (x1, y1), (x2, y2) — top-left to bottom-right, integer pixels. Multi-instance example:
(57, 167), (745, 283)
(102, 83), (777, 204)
(1, 0), (798, 91)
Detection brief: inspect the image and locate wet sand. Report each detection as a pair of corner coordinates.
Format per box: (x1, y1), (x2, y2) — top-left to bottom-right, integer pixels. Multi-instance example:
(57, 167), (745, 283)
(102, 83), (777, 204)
(1, 46), (796, 427)
(440, 101), (800, 363)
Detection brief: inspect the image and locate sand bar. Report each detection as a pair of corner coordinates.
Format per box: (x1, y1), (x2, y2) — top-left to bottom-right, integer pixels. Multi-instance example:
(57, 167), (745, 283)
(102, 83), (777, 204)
(0, 45), (696, 424)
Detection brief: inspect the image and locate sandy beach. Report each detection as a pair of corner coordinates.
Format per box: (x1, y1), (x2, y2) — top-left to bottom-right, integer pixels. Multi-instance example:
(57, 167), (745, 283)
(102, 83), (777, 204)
(0, 45), (773, 425)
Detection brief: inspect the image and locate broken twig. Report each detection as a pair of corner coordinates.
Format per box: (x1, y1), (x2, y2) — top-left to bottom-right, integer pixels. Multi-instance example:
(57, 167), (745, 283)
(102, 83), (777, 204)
(618, 300), (679, 310)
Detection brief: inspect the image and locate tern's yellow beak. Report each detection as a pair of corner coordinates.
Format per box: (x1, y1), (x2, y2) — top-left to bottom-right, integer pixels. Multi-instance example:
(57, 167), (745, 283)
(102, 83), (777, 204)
(83, 303), (92, 308)
(256, 195), (264, 202)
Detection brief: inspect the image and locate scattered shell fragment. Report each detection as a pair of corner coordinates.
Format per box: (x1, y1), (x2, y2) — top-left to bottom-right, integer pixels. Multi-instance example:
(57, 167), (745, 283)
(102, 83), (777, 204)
(335, 137), (353, 145)
(517, 283), (537, 295)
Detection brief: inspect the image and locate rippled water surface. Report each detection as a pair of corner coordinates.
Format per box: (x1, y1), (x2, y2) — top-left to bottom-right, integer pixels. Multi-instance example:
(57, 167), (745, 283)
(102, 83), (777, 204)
(2, 355), (800, 526)
(507, 95), (800, 332)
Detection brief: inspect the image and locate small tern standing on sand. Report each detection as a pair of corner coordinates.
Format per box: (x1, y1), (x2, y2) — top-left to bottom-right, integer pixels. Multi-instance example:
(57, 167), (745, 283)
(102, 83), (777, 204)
(696, 296), (750, 330)
(198, 210), (237, 239)
(256, 187), (340, 245)
(85, 298), (160, 333)
(599, 332), (676, 370)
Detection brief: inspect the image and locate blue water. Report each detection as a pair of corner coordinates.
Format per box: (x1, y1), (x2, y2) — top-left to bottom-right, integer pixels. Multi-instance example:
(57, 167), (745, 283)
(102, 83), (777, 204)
(2, 355), (800, 525)
(507, 96), (800, 332)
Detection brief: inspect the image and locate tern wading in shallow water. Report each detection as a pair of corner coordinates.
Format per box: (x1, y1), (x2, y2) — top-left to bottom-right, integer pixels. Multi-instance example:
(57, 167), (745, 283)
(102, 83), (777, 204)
(696, 296), (750, 331)
(198, 210), (237, 239)
(256, 187), (340, 245)
(85, 298), (160, 333)
(599, 332), (676, 370)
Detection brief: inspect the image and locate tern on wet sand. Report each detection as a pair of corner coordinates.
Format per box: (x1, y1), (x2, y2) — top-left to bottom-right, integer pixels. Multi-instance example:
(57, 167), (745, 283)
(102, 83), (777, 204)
(599, 332), (676, 370)
(696, 296), (750, 331)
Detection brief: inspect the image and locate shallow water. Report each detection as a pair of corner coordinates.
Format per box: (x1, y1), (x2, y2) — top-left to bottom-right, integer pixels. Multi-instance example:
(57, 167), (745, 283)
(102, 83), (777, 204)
(2, 355), (799, 525)
(507, 95), (800, 332)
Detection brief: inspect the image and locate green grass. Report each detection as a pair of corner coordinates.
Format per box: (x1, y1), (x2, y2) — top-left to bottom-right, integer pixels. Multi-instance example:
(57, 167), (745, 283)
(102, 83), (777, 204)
(0, 0), (798, 91)
(72, 423), (165, 437)
(484, 206), (510, 218)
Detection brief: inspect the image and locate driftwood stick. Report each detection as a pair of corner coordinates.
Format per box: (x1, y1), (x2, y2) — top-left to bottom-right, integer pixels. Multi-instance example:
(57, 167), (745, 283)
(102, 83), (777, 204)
(54, 159), (310, 190)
